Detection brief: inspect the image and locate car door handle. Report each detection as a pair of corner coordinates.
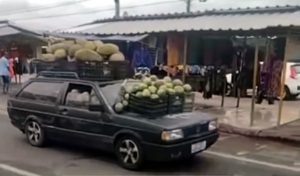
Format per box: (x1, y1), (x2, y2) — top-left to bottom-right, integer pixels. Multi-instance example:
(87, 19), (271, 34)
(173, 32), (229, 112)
(59, 108), (68, 115)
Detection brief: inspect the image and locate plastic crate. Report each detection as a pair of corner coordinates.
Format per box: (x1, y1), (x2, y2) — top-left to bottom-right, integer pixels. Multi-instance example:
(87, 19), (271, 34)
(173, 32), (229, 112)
(128, 94), (168, 116)
(168, 95), (184, 114)
(183, 93), (195, 112)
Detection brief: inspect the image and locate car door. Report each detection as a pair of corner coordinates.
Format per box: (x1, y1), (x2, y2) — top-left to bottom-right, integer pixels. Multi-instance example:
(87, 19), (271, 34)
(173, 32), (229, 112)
(55, 82), (112, 150)
(9, 80), (64, 129)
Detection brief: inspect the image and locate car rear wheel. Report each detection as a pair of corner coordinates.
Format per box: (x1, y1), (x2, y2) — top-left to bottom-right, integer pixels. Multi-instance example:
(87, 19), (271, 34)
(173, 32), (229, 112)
(283, 86), (292, 100)
(115, 136), (144, 170)
(25, 120), (46, 147)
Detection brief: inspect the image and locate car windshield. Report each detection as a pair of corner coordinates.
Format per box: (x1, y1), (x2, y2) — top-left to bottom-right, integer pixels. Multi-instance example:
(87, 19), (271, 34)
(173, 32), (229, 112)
(99, 80), (138, 106)
(99, 83), (122, 106)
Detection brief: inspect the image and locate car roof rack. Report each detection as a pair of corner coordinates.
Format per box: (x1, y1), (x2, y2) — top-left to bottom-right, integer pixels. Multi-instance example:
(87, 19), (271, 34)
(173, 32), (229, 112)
(36, 71), (79, 79)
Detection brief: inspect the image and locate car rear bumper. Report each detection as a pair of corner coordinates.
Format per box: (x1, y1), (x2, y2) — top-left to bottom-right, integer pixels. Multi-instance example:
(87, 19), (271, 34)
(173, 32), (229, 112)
(143, 132), (219, 161)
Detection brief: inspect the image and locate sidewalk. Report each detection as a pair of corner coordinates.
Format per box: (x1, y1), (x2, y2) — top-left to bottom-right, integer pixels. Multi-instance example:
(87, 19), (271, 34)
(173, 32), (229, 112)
(194, 93), (300, 142)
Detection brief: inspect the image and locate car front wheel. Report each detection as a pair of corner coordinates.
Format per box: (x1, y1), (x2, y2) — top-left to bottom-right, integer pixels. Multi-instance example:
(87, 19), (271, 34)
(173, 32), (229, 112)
(115, 136), (144, 170)
(25, 120), (46, 147)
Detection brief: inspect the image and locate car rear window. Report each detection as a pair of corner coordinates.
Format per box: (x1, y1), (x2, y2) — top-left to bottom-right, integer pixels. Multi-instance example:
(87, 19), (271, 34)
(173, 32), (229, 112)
(292, 65), (300, 74)
(18, 81), (63, 104)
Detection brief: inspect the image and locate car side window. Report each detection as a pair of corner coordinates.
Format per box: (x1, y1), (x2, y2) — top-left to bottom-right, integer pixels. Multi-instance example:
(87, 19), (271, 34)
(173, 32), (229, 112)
(18, 82), (62, 104)
(64, 83), (101, 109)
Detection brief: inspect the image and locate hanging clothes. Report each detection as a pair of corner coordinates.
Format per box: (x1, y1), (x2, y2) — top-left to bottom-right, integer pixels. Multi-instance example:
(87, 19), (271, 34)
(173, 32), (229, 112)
(131, 45), (153, 69)
(257, 54), (283, 104)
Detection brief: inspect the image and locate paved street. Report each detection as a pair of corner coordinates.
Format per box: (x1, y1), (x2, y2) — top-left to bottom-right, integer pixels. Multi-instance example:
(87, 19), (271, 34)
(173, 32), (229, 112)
(0, 109), (300, 176)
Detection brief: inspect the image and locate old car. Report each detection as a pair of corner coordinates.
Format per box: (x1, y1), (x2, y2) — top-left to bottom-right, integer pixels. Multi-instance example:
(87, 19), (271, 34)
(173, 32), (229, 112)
(7, 77), (219, 170)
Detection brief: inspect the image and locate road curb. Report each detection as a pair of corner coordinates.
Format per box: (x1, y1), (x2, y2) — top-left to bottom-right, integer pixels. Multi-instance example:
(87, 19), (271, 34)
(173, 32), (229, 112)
(219, 123), (300, 143)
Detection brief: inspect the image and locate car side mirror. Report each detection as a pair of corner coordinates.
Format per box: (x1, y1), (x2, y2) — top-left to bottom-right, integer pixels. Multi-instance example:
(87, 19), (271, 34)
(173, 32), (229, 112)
(88, 104), (104, 112)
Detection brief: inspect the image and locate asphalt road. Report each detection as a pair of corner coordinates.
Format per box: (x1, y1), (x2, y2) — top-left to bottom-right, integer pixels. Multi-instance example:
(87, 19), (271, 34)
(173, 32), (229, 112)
(0, 111), (300, 176)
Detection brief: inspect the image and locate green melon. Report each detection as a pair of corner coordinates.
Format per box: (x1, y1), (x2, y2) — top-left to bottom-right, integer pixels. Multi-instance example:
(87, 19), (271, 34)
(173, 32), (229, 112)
(75, 49), (103, 62)
(142, 89), (151, 97)
(114, 103), (124, 113)
(97, 43), (119, 56)
(84, 41), (97, 50)
(138, 83), (148, 90)
(150, 94), (159, 100)
(68, 44), (82, 57)
(124, 93), (130, 100)
(159, 85), (167, 90)
(157, 89), (167, 97)
(143, 77), (152, 86)
(122, 100), (129, 107)
(183, 84), (192, 92)
(41, 54), (55, 62)
(154, 80), (165, 87)
(54, 49), (67, 59)
(163, 76), (172, 83)
(166, 82), (173, 88)
(174, 86), (185, 94)
(148, 86), (157, 94)
(150, 75), (158, 81)
(167, 88), (176, 95)
(173, 79), (183, 86)
(109, 52), (125, 61)
(136, 91), (143, 98)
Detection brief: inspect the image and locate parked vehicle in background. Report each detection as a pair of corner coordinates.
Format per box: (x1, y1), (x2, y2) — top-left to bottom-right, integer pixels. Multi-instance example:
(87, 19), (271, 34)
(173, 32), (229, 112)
(7, 77), (219, 170)
(284, 62), (300, 99)
(226, 61), (300, 100)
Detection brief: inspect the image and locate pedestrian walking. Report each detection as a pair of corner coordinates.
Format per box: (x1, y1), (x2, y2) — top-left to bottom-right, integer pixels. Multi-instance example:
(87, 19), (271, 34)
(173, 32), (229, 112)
(0, 52), (10, 94)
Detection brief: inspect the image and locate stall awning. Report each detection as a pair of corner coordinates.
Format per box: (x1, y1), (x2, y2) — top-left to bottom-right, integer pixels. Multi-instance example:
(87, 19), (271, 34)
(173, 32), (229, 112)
(0, 26), (20, 36)
(64, 6), (300, 35)
(47, 32), (148, 42)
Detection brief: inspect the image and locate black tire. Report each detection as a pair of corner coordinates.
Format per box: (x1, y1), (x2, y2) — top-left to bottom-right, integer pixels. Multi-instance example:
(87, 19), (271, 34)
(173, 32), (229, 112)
(115, 136), (144, 170)
(284, 86), (291, 100)
(25, 120), (46, 147)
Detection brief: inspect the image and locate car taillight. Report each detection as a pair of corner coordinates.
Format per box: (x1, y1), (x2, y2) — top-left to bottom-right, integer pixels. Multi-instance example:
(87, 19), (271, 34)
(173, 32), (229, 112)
(290, 67), (297, 79)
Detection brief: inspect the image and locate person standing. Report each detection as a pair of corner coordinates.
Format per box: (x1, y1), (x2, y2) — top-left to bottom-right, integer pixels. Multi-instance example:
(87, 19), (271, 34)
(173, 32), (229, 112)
(0, 52), (10, 94)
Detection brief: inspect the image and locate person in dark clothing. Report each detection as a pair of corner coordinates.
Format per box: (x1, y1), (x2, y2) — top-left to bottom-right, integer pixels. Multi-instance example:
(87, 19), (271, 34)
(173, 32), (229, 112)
(150, 63), (167, 79)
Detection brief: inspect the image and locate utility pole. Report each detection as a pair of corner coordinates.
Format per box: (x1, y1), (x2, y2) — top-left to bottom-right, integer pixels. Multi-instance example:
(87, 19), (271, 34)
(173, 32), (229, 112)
(114, 0), (120, 18)
(186, 0), (191, 13)
(185, 0), (207, 13)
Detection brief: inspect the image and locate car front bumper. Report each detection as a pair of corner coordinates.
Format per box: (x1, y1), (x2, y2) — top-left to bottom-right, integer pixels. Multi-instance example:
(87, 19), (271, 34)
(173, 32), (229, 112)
(143, 131), (219, 161)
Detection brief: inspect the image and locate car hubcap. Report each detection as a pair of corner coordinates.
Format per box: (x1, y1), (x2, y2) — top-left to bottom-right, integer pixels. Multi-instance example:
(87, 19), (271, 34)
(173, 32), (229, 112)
(27, 122), (41, 144)
(119, 139), (139, 164)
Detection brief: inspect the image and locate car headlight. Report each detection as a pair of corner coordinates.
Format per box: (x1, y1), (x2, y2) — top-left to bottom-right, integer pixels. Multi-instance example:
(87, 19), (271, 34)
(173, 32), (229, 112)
(161, 129), (184, 141)
(208, 120), (218, 131)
